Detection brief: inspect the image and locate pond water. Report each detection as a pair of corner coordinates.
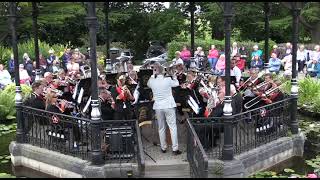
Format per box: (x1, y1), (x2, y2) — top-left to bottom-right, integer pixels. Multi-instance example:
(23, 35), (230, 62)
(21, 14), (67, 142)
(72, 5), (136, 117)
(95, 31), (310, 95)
(266, 114), (319, 175)
(0, 114), (318, 178)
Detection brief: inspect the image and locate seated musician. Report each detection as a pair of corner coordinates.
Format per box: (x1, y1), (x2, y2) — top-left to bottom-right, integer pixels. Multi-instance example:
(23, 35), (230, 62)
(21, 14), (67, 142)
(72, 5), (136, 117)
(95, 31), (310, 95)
(99, 87), (115, 121)
(111, 74), (135, 120)
(44, 72), (54, 87)
(45, 90), (82, 148)
(246, 73), (278, 109)
(185, 70), (206, 117)
(239, 68), (263, 106)
(45, 90), (66, 114)
(230, 58), (242, 88)
(24, 81), (46, 110)
(259, 80), (284, 105)
(208, 76), (240, 117)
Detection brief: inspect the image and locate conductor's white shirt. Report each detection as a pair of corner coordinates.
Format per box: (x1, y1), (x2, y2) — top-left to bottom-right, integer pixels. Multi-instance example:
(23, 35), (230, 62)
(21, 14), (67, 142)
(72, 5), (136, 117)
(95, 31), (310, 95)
(147, 74), (179, 110)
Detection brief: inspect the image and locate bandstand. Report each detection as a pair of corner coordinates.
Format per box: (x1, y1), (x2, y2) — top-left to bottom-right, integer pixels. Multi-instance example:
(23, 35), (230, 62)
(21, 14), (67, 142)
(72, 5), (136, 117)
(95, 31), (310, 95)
(8, 2), (305, 178)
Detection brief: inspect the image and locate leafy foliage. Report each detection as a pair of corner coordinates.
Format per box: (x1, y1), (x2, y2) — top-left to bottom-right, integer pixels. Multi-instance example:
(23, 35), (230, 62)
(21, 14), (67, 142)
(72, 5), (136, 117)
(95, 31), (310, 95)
(0, 84), (31, 121)
(249, 169), (306, 178)
(0, 124), (16, 137)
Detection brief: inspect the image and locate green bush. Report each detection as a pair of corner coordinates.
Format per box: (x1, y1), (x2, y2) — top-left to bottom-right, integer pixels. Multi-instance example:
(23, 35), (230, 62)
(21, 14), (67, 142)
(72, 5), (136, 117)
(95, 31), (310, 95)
(0, 40), (65, 67)
(0, 84), (32, 121)
(167, 38), (277, 61)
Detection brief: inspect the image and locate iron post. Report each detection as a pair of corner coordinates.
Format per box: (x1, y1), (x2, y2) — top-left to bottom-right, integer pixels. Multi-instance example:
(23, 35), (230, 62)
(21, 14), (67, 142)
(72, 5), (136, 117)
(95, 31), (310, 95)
(86, 2), (103, 165)
(222, 2), (234, 161)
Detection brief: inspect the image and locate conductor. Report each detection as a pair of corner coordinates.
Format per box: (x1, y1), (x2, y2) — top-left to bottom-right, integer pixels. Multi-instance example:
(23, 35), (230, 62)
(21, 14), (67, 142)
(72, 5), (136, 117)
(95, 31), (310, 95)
(147, 62), (182, 155)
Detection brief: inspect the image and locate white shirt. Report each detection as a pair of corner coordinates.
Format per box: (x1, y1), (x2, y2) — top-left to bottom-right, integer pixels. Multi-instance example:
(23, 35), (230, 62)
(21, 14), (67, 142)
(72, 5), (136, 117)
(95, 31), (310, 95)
(172, 58), (184, 66)
(230, 66), (242, 86)
(297, 49), (308, 61)
(0, 70), (12, 85)
(147, 74), (179, 110)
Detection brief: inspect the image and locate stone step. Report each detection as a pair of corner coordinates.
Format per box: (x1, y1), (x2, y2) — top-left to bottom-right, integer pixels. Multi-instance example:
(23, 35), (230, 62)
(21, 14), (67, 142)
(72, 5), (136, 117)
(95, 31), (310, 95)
(143, 160), (191, 178)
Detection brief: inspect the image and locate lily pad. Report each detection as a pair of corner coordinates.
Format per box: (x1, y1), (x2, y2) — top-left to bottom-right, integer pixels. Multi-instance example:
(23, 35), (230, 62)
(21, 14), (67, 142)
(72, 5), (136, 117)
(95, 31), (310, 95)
(5, 156), (11, 160)
(1, 160), (9, 163)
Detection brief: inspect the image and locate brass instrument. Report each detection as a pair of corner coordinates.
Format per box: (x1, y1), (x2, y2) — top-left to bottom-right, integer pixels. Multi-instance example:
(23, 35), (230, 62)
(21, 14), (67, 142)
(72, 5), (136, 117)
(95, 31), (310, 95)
(56, 99), (76, 109)
(244, 83), (283, 109)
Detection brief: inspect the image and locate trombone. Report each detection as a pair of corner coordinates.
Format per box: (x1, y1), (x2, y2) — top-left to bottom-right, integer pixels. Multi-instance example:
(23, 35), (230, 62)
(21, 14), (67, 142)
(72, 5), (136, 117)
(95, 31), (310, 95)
(244, 83), (283, 109)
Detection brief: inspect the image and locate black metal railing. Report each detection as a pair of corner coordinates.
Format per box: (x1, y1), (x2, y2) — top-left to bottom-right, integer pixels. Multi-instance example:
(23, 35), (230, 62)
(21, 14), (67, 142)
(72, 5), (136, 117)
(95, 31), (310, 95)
(232, 98), (290, 155)
(187, 118), (209, 178)
(189, 117), (224, 159)
(21, 105), (91, 160)
(20, 105), (144, 175)
(188, 97), (292, 161)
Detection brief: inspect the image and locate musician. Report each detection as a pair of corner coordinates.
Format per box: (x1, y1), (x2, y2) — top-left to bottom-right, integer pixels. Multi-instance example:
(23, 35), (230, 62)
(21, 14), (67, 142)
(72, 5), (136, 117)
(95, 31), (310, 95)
(209, 76), (242, 117)
(111, 73), (135, 120)
(24, 81), (46, 110)
(175, 62), (186, 85)
(45, 90), (82, 148)
(147, 62), (182, 155)
(252, 73), (275, 97)
(44, 72), (54, 87)
(99, 86), (115, 121)
(245, 73), (278, 109)
(260, 80), (284, 105)
(185, 70), (206, 117)
(230, 58), (242, 87)
(239, 68), (263, 107)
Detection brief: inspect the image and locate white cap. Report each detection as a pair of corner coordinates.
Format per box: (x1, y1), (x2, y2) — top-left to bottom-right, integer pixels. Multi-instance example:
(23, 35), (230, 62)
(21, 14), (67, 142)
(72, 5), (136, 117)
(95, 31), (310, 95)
(49, 49), (54, 54)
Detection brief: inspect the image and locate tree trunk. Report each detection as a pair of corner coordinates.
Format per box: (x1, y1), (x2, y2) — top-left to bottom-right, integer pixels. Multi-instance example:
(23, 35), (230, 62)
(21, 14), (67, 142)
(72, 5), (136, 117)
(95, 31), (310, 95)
(310, 23), (320, 43)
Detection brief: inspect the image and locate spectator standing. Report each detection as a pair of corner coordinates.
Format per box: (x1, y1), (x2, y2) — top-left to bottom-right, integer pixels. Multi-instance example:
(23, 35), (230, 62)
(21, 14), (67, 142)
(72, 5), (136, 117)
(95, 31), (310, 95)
(231, 42), (239, 57)
(180, 45), (191, 69)
(194, 47), (205, 69)
(207, 45), (219, 71)
(215, 54), (226, 75)
(8, 54), (15, 77)
(47, 49), (56, 73)
(23, 53), (33, 77)
(271, 45), (281, 59)
(297, 44), (308, 73)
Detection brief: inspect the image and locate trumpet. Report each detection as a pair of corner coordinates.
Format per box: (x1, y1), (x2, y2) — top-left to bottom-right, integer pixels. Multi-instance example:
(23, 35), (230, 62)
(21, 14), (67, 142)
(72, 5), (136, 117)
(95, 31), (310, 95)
(43, 87), (64, 97)
(56, 99), (76, 109)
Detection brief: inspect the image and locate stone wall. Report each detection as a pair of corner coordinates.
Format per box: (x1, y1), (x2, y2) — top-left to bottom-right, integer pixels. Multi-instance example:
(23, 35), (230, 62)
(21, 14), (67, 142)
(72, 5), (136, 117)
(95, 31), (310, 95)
(206, 133), (305, 178)
(9, 142), (140, 178)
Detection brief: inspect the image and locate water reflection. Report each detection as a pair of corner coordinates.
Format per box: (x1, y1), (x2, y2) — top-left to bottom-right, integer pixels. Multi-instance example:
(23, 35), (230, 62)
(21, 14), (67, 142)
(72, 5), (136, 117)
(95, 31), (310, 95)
(12, 165), (56, 178)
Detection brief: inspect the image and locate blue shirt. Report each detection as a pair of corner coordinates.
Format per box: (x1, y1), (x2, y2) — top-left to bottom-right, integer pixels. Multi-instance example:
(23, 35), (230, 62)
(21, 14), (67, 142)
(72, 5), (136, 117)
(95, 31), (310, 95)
(268, 58), (281, 72)
(251, 50), (263, 59)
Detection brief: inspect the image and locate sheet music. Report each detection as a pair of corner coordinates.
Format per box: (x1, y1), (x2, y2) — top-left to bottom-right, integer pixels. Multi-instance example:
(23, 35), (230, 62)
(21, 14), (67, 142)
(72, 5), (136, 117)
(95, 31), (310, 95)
(188, 96), (200, 114)
(82, 96), (91, 113)
(72, 83), (79, 100)
(77, 88), (84, 104)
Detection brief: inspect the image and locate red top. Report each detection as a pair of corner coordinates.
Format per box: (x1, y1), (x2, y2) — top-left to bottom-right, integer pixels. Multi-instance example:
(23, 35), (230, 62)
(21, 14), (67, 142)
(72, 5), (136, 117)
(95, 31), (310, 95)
(236, 59), (246, 71)
(208, 49), (219, 59)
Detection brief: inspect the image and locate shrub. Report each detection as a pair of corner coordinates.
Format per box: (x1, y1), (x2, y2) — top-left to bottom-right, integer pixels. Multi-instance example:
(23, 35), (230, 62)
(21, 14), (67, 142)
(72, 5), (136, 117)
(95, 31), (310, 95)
(0, 84), (32, 121)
